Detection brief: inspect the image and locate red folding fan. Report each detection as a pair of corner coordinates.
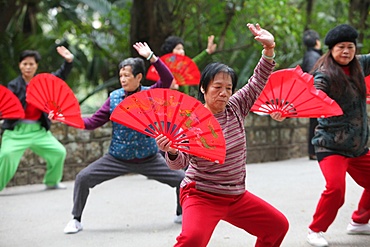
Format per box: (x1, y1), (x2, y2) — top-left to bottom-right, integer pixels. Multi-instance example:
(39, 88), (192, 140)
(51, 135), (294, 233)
(251, 66), (343, 118)
(365, 75), (370, 104)
(0, 85), (25, 119)
(26, 73), (85, 129)
(110, 88), (226, 164)
(146, 53), (201, 86)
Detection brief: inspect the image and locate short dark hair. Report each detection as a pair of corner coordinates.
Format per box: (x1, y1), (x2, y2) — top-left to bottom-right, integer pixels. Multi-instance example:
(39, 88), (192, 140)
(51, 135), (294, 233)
(161, 36), (184, 54)
(118, 57), (145, 77)
(303, 30), (320, 48)
(198, 62), (238, 103)
(19, 50), (41, 63)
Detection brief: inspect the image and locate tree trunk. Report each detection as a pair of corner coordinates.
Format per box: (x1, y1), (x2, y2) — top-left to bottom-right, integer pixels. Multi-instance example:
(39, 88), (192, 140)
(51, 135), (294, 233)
(0, 1), (20, 33)
(130, 0), (174, 57)
(304, 0), (315, 30)
(349, 0), (370, 53)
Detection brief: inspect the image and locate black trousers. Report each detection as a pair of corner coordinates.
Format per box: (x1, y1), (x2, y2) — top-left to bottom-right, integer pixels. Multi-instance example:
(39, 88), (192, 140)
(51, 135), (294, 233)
(71, 153), (185, 219)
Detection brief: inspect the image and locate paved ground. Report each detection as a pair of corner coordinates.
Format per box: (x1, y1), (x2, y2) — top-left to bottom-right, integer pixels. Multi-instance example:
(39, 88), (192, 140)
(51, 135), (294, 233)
(1, 157), (369, 247)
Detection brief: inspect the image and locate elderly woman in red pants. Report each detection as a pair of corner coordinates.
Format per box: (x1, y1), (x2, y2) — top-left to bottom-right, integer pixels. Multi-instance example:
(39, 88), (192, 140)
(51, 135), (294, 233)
(156, 23), (289, 247)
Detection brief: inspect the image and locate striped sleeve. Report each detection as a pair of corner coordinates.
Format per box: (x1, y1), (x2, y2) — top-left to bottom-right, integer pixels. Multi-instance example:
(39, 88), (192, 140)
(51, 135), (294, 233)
(231, 57), (275, 117)
(165, 152), (189, 170)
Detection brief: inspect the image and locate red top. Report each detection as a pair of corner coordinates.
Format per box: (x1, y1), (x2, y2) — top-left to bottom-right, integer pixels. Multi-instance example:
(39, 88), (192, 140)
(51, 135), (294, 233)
(342, 66), (350, 75)
(25, 84), (42, 120)
(24, 103), (42, 120)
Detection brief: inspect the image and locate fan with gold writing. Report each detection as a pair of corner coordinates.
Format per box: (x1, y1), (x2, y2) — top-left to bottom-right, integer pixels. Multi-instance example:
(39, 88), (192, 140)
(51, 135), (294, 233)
(110, 88), (225, 164)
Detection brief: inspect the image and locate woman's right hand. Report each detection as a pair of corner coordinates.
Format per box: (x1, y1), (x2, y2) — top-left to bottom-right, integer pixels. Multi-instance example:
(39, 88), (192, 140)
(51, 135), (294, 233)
(155, 134), (178, 154)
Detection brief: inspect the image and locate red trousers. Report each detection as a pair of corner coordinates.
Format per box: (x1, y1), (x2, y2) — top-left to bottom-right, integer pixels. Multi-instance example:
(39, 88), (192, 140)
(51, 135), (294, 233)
(309, 152), (370, 232)
(174, 182), (289, 247)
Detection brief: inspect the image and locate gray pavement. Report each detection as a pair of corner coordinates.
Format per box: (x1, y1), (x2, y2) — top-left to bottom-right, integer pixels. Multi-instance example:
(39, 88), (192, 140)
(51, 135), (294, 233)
(0, 157), (369, 247)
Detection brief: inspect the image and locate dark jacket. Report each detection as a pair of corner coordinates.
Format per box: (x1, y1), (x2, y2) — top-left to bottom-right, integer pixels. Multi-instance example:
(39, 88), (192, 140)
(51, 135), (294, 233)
(312, 54), (370, 157)
(301, 48), (322, 73)
(2, 61), (73, 131)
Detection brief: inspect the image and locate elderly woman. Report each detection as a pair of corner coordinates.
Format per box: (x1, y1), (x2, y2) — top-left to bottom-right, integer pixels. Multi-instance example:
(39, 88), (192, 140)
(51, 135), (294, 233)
(305, 24), (370, 247)
(156, 23), (289, 247)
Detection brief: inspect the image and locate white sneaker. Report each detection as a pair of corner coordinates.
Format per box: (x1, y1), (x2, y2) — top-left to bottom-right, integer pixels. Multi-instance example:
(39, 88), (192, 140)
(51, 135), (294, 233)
(45, 183), (67, 190)
(173, 214), (182, 224)
(347, 220), (370, 235)
(64, 219), (83, 234)
(307, 231), (328, 247)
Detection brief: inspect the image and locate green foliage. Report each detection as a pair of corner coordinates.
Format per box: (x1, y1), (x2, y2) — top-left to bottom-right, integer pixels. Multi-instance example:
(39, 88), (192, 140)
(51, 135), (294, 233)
(0, 0), (132, 112)
(168, 0), (303, 86)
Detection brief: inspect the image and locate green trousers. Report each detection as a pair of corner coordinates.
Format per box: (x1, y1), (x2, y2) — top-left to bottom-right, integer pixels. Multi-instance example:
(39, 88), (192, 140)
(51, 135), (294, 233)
(0, 122), (66, 191)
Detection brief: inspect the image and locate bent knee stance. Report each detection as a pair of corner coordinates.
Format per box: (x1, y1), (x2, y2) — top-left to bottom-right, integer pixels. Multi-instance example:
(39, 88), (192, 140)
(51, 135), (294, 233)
(175, 230), (211, 247)
(258, 211), (289, 247)
(275, 214), (289, 241)
(50, 144), (67, 158)
(0, 148), (13, 158)
(57, 147), (67, 157)
(0, 151), (22, 191)
(323, 183), (346, 206)
(75, 168), (102, 189)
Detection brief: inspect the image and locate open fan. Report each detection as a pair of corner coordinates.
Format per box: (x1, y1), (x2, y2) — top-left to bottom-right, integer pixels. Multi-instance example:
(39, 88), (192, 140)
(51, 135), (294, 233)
(110, 88), (226, 164)
(0, 85), (25, 119)
(26, 73), (85, 129)
(365, 75), (370, 104)
(251, 66), (343, 118)
(146, 53), (201, 86)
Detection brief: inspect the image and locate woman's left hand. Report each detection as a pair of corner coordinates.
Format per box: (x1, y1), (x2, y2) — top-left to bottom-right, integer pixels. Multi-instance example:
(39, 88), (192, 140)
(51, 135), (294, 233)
(48, 110), (58, 123)
(247, 23), (275, 48)
(133, 42), (157, 62)
(56, 46), (74, 63)
(270, 112), (286, 122)
(48, 110), (64, 123)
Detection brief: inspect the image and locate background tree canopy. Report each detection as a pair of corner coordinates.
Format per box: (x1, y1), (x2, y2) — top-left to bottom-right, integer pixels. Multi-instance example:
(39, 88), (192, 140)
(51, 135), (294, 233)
(0, 0), (369, 113)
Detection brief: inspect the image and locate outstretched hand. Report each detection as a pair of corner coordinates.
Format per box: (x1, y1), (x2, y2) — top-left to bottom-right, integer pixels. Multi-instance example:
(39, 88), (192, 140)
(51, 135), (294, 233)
(206, 35), (217, 55)
(56, 46), (74, 63)
(133, 42), (157, 62)
(247, 23), (275, 48)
